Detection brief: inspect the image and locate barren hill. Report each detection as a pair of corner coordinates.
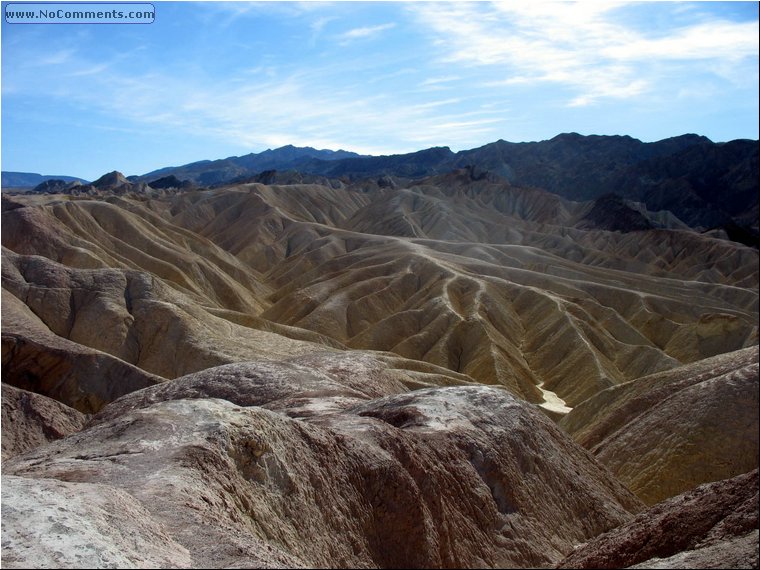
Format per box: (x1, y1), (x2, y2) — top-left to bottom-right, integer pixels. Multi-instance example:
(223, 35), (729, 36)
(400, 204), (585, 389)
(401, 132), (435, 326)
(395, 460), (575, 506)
(2, 370), (643, 568)
(557, 469), (759, 569)
(560, 346), (759, 505)
(2, 156), (758, 568)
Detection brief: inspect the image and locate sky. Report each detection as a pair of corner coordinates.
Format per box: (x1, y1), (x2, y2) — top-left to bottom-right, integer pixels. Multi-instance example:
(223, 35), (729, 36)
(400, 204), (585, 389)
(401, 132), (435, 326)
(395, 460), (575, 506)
(1, 0), (758, 180)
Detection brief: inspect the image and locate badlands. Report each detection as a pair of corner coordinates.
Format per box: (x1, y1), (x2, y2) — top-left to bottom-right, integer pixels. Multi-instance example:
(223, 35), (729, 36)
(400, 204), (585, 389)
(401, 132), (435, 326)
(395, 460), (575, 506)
(1, 136), (758, 568)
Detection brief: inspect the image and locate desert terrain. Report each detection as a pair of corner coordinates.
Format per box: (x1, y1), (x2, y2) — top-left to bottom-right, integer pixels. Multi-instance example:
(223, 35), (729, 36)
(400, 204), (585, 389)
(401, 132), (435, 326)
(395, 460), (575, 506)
(2, 135), (758, 568)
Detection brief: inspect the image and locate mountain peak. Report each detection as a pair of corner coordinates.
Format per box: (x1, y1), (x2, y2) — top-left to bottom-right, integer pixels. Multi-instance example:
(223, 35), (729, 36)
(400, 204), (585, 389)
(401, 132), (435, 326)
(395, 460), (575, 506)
(92, 170), (130, 188)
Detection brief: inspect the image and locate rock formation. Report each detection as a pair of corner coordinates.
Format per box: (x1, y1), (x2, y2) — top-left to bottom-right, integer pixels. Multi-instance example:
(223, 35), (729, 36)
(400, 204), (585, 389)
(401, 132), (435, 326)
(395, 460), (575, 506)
(560, 346), (759, 505)
(1, 384), (87, 460)
(1, 287), (163, 413)
(1, 146), (757, 568)
(557, 469), (759, 569)
(3, 363), (643, 568)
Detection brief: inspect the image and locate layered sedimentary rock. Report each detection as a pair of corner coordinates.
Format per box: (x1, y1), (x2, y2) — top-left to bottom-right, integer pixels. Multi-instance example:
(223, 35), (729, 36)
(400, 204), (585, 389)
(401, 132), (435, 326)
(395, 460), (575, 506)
(1, 247), (331, 381)
(560, 346), (759, 504)
(2, 179), (758, 419)
(557, 469), (759, 569)
(1, 287), (163, 413)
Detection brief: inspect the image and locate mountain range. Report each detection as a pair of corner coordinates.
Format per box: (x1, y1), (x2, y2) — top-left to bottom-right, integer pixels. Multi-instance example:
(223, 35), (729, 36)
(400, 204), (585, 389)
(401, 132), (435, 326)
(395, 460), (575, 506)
(2, 132), (758, 569)
(0, 171), (88, 188)
(139, 144), (365, 186)
(138, 133), (758, 231)
(7, 133), (756, 240)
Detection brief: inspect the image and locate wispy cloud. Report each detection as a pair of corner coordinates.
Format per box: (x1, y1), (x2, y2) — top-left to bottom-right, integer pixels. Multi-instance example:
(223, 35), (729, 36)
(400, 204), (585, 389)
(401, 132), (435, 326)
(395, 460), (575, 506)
(421, 75), (460, 86)
(36, 48), (77, 66)
(8, 49), (501, 158)
(67, 62), (112, 77)
(567, 79), (649, 108)
(193, 1), (261, 28)
(603, 21), (759, 61)
(417, 75), (461, 92)
(410, 1), (758, 106)
(310, 15), (336, 33)
(338, 22), (396, 44)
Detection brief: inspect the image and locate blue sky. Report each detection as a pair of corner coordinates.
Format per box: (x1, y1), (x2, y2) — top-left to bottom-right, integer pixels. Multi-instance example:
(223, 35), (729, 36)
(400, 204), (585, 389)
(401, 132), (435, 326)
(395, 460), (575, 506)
(2, 1), (758, 180)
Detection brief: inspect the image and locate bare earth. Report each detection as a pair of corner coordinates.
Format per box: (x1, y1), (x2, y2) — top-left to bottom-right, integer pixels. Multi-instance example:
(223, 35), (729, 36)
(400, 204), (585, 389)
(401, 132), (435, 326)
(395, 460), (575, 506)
(1, 174), (757, 568)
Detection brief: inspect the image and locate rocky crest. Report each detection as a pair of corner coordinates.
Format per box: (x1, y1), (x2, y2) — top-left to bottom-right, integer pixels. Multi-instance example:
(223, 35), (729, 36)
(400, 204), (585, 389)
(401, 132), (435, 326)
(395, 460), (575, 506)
(557, 469), (759, 569)
(3, 362), (643, 568)
(1, 384), (87, 460)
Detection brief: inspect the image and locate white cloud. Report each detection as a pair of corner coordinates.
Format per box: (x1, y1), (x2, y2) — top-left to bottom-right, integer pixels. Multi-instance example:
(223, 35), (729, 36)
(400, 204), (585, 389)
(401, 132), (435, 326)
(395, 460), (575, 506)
(417, 75), (461, 91)
(338, 22), (396, 44)
(194, 1), (261, 28)
(67, 62), (111, 77)
(310, 16), (336, 33)
(567, 79), (649, 107)
(410, 1), (758, 106)
(603, 21), (759, 61)
(11, 50), (502, 158)
(421, 76), (460, 86)
(36, 49), (77, 66)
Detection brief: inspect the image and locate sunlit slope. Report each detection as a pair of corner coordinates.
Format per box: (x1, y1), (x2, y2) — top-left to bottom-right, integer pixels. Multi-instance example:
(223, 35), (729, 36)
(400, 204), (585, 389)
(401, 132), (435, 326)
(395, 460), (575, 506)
(261, 235), (756, 405)
(2, 195), (272, 314)
(2, 177), (757, 410)
(156, 180), (758, 406)
(1, 247), (330, 380)
(560, 346), (759, 505)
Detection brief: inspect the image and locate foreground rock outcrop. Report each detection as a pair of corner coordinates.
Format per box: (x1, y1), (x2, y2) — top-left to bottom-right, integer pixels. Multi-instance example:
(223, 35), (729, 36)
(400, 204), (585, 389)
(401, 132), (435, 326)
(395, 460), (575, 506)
(1, 476), (197, 569)
(557, 469), (759, 569)
(1, 383), (87, 460)
(2, 363), (643, 569)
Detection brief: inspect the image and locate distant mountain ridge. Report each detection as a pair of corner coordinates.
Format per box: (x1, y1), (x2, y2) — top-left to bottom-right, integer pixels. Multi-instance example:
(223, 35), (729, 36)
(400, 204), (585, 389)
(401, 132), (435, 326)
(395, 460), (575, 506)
(137, 133), (719, 186)
(135, 133), (759, 233)
(1, 171), (88, 188)
(140, 145), (364, 186)
(7, 133), (758, 239)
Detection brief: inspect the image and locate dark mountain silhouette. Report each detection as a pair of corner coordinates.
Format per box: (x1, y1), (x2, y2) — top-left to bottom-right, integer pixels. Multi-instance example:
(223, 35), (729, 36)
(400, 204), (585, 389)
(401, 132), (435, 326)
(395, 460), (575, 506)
(146, 175), (195, 190)
(576, 193), (655, 232)
(317, 146), (455, 179)
(139, 145), (364, 186)
(133, 134), (757, 236)
(615, 138), (760, 230)
(452, 133), (713, 200)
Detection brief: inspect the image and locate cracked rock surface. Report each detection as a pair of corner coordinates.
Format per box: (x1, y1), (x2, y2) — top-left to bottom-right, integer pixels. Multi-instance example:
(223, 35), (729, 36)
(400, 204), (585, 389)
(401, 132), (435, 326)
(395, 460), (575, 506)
(3, 365), (642, 569)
